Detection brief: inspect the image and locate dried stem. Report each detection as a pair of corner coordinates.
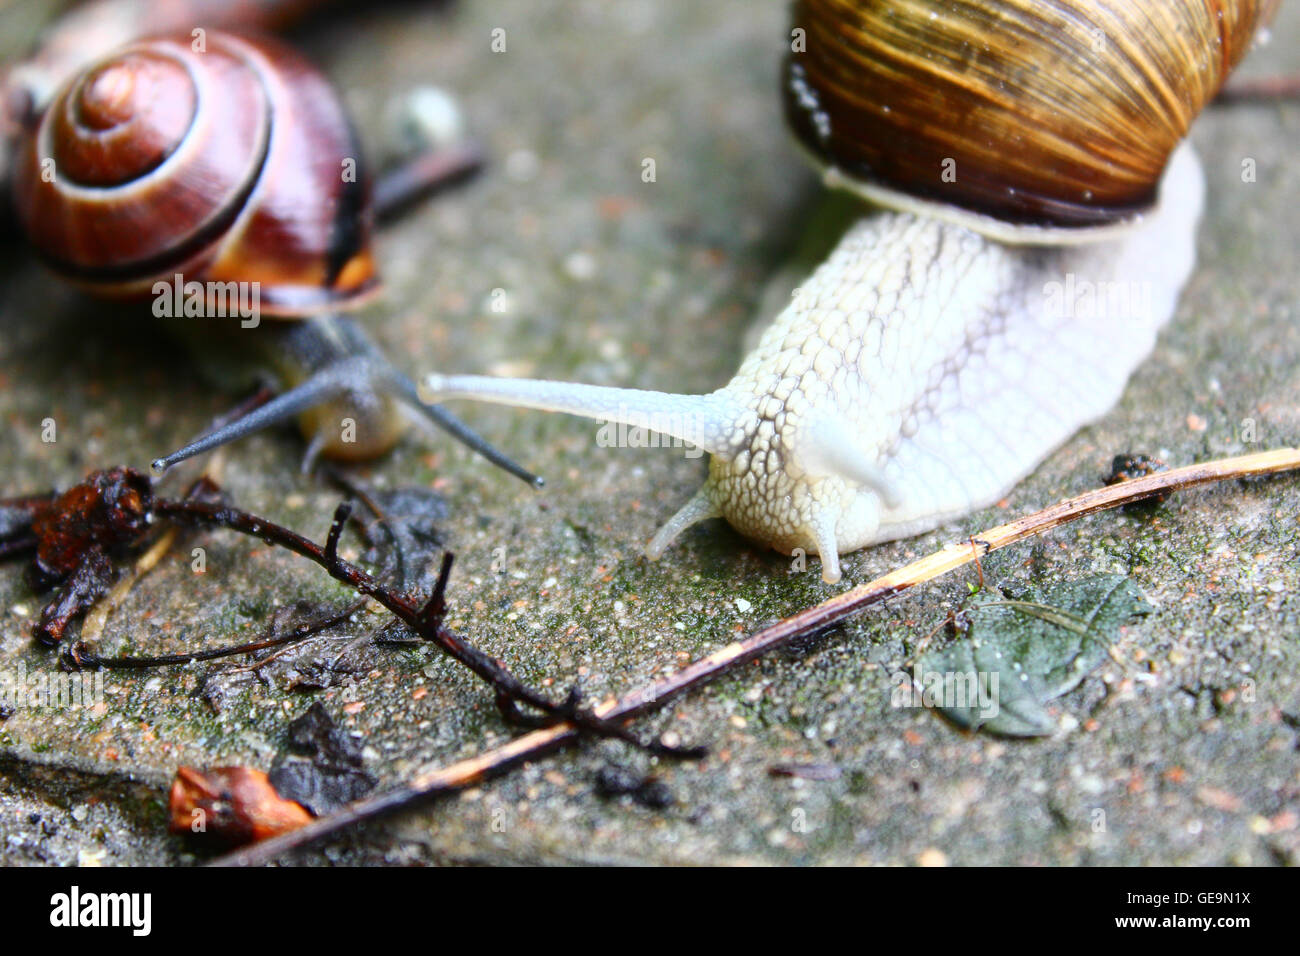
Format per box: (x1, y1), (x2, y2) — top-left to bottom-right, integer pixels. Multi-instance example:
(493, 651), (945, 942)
(212, 446), (1300, 867)
(70, 601), (364, 669)
(144, 497), (700, 757)
(1214, 73), (1300, 103)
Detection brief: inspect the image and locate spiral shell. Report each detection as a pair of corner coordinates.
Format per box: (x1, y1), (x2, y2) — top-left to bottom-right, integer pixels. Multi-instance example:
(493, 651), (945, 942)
(784, 0), (1278, 234)
(13, 31), (378, 315)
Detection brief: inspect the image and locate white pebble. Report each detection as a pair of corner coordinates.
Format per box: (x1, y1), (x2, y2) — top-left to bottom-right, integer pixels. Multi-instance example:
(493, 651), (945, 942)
(505, 148), (540, 182)
(564, 251), (598, 281)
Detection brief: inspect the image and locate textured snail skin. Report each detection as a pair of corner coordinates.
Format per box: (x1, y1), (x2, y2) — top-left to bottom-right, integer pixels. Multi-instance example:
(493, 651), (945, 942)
(421, 145), (1203, 583)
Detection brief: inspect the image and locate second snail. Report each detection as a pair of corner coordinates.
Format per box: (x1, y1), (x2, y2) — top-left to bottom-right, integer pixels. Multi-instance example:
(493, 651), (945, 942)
(3, 0), (541, 485)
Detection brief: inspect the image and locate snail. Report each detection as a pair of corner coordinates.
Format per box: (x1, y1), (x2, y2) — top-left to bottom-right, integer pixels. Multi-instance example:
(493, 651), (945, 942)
(6, 6), (540, 485)
(418, 0), (1279, 583)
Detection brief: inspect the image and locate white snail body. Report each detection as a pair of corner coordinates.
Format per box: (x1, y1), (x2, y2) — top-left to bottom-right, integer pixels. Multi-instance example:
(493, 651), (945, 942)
(419, 0), (1271, 583)
(422, 146), (1202, 583)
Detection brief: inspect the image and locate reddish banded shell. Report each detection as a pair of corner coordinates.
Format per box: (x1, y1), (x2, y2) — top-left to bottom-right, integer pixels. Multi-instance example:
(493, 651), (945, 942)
(784, 0), (1278, 233)
(13, 32), (378, 316)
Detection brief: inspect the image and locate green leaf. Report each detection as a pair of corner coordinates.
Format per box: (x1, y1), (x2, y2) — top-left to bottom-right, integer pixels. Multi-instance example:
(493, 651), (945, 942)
(915, 574), (1151, 737)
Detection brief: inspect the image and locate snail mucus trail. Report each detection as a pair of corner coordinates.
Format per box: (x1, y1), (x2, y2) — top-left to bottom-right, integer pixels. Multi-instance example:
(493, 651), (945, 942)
(8, 24), (541, 486)
(418, 0), (1279, 583)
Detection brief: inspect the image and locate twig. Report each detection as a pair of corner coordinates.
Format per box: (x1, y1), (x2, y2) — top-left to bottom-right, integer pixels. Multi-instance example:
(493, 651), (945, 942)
(1214, 73), (1300, 103)
(147, 497), (701, 757)
(0, 536), (36, 561)
(4, 466), (688, 756)
(373, 141), (485, 221)
(212, 446), (1300, 866)
(319, 466), (409, 588)
(70, 601), (364, 669)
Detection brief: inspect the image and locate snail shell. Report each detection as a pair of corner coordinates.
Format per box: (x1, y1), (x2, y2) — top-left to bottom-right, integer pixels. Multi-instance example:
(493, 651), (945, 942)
(14, 31), (377, 314)
(418, 0), (1273, 583)
(784, 0), (1278, 237)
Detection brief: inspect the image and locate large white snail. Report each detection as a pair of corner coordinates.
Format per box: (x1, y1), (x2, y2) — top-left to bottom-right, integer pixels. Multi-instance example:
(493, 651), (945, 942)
(419, 0), (1277, 583)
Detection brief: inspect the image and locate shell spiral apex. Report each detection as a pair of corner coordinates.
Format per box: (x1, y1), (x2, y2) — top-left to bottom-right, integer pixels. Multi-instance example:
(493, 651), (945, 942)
(14, 32), (379, 314)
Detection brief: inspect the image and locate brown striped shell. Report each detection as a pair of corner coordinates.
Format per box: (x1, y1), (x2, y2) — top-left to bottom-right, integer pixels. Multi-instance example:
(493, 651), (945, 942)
(13, 31), (378, 316)
(784, 0), (1278, 236)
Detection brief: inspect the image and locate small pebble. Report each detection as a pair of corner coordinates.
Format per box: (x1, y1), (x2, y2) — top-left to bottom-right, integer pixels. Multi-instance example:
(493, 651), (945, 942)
(564, 251), (597, 281)
(505, 148), (540, 182)
(389, 85), (464, 152)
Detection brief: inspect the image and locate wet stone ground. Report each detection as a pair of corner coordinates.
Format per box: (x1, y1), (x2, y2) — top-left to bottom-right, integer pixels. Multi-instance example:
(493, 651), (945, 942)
(0, 0), (1297, 865)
